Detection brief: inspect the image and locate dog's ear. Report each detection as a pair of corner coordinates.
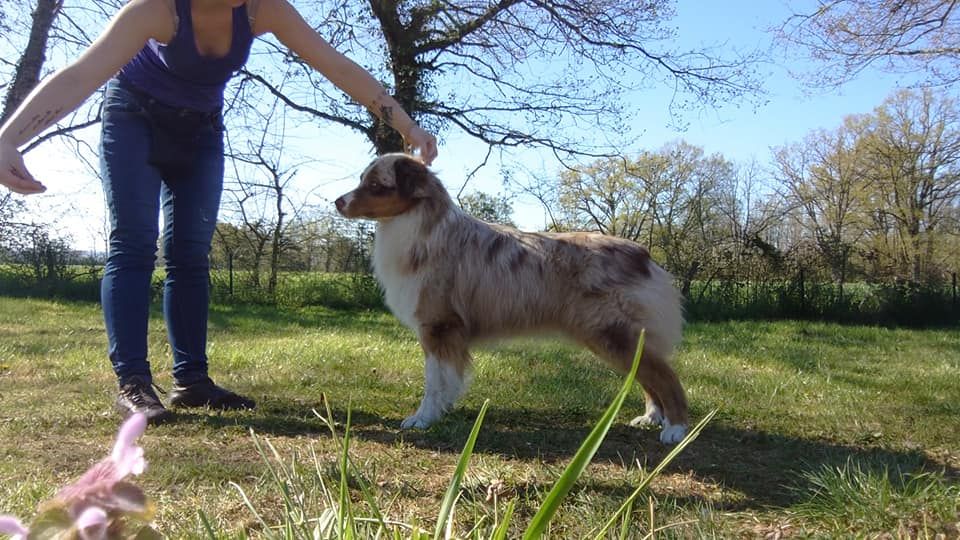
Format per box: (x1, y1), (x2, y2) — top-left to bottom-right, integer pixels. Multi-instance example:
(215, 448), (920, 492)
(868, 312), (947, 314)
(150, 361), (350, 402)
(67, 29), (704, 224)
(394, 156), (430, 198)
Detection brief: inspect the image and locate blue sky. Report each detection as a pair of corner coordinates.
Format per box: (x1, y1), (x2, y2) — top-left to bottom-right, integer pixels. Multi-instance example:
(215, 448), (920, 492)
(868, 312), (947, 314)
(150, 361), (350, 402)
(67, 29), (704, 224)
(630, 1), (914, 163)
(450, 0), (923, 228)
(19, 1), (927, 250)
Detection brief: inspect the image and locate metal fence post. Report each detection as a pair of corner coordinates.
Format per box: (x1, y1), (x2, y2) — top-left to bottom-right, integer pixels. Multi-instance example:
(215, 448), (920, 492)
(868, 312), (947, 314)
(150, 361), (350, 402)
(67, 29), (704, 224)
(953, 271), (957, 309)
(799, 267), (806, 316)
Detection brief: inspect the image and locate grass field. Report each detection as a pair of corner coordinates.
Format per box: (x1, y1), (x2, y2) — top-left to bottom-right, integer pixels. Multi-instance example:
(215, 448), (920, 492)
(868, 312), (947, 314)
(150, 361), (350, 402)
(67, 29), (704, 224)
(0, 296), (958, 538)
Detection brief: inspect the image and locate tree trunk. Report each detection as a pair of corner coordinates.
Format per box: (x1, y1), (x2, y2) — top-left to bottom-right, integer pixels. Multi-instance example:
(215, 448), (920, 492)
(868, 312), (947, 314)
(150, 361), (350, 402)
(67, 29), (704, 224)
(1, 0), (62, 123)
(368, 0), (423, 154)
(268, 189), (284, 295)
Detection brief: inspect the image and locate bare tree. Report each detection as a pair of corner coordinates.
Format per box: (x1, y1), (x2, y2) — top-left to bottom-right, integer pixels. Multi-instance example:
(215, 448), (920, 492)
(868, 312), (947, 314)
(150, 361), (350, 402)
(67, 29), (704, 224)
(1, 0), (104, 157)
(246, 0), (763, 164)
(0, 193), (26, 255)
(1, 0), (62, 123)
(777, 0), (960, 88)
(222, 79), (321, 294)
(714, 159), (787, 278)
(0, 1), (11, 39)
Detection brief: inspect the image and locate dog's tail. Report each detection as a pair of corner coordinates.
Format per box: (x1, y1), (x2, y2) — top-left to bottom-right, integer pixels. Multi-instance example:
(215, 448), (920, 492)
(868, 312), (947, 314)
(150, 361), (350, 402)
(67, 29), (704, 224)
(630, 261), (684, 359)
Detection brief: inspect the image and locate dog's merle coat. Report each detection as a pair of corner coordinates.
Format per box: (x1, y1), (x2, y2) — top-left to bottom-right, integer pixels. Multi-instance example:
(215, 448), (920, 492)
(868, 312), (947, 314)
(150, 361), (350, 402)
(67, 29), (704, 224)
(336, 153), (688, 443)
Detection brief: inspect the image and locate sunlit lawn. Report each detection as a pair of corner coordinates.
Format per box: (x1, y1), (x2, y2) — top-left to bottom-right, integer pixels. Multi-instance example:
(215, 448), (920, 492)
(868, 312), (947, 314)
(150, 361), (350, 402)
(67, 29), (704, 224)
(0, 296), (958, 537)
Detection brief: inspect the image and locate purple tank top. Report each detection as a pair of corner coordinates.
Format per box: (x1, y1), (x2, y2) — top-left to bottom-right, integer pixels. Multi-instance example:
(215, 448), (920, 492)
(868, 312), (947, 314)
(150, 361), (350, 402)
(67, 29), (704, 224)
(118, 0), (253, 112)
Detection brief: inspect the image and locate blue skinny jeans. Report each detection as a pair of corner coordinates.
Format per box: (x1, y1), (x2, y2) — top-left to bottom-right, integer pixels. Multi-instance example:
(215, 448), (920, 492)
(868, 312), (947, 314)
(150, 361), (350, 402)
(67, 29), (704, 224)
(99, 77), (224, 386)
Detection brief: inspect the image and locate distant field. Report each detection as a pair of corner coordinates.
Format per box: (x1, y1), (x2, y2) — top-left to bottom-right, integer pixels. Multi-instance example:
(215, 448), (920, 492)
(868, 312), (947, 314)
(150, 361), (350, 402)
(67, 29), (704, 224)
(0, 296), (957, 537)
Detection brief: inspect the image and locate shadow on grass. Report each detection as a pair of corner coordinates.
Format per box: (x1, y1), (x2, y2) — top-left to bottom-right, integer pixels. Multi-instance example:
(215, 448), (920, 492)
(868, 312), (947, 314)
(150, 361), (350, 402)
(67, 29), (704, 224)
(388, 412), (959, 511)
(183, 396), (958, 513)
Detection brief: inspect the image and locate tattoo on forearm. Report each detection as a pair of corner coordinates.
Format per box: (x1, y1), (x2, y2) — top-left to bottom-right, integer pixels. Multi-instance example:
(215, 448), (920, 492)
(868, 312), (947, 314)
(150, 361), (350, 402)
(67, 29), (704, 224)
(17, 107), (63, 138)
(378, 104), (394, 128)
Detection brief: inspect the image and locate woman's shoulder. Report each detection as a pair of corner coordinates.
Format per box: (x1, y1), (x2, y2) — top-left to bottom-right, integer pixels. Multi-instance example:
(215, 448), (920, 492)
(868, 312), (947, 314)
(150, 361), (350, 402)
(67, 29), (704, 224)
(123, 0), (174, 14)
(249, 0), (303, 36)
(121, 0), (177, 42)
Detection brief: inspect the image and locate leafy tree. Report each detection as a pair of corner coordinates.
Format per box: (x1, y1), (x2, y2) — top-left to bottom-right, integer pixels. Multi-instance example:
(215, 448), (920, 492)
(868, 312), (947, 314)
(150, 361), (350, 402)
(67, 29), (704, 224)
(773, 116), (872, 288)
(639, 141), (732, 294)
(555, 157), (651, 241)
(550, 141), (734, 295)
(458, 191), (515, 226)
(862, 88), (960, 280)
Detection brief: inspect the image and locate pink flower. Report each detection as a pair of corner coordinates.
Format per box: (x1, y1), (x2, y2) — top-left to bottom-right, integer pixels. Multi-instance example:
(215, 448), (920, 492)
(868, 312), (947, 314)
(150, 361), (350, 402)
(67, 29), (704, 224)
(0, 515), (28, 540)
(1, 414), (154, 539)
(75, 507), (108, 540)
(56, 413), (148, 504)
(110, 412), (147, 478)
(54, 413), (150, 521)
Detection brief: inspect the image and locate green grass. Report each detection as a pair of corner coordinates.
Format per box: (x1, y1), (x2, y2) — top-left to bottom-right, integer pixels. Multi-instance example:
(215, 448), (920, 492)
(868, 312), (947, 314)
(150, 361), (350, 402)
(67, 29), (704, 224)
(0, 297), (958, 537)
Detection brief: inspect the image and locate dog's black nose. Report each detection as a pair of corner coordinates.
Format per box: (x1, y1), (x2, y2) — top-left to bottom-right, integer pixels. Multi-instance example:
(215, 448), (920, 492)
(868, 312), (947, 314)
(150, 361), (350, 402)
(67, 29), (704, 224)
(334, 197), (345, 212)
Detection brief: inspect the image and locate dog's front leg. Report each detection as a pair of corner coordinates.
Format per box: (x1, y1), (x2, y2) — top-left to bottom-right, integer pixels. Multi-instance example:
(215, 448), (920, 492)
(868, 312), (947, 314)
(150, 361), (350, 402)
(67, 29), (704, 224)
(401, 315), (472, 430)
(400, 353), (467, 429)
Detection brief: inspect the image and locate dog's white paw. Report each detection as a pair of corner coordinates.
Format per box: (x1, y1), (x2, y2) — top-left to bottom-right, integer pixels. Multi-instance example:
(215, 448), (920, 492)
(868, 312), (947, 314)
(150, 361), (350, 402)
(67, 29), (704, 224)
(400, 413), (437, 430)
(629, 410), (664, 428)
(401, 402), (446, 429)
(659, 422), (688, 444)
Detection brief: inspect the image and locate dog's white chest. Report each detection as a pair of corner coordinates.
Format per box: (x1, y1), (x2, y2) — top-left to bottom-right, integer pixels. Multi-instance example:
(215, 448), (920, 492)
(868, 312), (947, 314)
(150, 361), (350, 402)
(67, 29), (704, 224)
(378, 267), (422, 330)
(373, 218), (424, 331)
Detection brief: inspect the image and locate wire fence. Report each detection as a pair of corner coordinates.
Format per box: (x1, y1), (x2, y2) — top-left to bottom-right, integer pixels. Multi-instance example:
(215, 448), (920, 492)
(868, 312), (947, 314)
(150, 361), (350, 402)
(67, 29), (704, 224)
(0, 262), (957, 327)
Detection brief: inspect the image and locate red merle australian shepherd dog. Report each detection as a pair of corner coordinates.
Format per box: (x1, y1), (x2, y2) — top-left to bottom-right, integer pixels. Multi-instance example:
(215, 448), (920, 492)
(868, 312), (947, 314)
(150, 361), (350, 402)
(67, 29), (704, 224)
(335, 153), (689, 444)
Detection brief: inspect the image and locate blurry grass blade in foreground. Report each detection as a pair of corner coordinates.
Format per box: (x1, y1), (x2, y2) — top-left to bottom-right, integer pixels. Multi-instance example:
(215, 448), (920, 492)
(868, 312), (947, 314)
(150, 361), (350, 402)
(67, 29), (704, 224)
(593, 409), (717, 539)
(434, 399), (490, 540)
(521, 332), (647, 540)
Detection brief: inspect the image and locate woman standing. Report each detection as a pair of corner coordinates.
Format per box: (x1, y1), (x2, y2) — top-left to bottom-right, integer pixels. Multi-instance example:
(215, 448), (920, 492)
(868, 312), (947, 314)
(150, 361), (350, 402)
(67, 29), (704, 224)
(0, 0), (438, 424)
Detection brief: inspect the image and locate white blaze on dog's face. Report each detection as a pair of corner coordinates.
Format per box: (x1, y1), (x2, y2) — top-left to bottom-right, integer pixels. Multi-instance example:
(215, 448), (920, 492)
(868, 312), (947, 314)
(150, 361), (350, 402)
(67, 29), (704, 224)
(335, 153), (430, 220)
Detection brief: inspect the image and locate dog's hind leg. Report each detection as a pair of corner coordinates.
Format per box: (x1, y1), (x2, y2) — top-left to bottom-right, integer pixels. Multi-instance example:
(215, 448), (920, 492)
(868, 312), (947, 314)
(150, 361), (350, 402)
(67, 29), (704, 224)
(630, 393), (665, 428)
(586, 322), (689, 444)
(400, 315), (473, 430)
(634, 351), (689, 444)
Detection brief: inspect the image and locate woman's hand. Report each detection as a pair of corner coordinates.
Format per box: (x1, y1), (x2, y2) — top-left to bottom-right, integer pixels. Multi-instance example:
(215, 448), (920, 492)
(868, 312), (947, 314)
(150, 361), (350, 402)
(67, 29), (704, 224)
(404, 125), (438, 166)
(0, 142), (45, 195)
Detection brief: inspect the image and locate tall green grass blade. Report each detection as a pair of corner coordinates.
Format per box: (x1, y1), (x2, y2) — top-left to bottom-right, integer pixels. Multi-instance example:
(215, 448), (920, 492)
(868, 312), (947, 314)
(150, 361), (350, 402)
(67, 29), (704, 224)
(338, 405), (354, 539)
(617, 495), (634, 540)
(229, 480), (272, 538)
(491, 500), (516, 540)
(433, 398), (491, 540)
(197, 509), (218, 540)
(314, 398), (392, 537)
(521, 332), (646, 540)
(592, 409), (717, 539)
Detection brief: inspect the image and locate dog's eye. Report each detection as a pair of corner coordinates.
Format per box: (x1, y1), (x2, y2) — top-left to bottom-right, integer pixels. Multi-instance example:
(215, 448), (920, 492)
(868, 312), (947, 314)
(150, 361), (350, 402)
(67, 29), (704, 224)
(367, 181), (390, 195)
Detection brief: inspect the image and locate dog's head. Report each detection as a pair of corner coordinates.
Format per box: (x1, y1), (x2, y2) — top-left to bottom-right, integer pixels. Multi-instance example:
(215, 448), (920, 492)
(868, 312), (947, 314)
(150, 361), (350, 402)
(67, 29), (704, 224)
(335, 153), (440, 220)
